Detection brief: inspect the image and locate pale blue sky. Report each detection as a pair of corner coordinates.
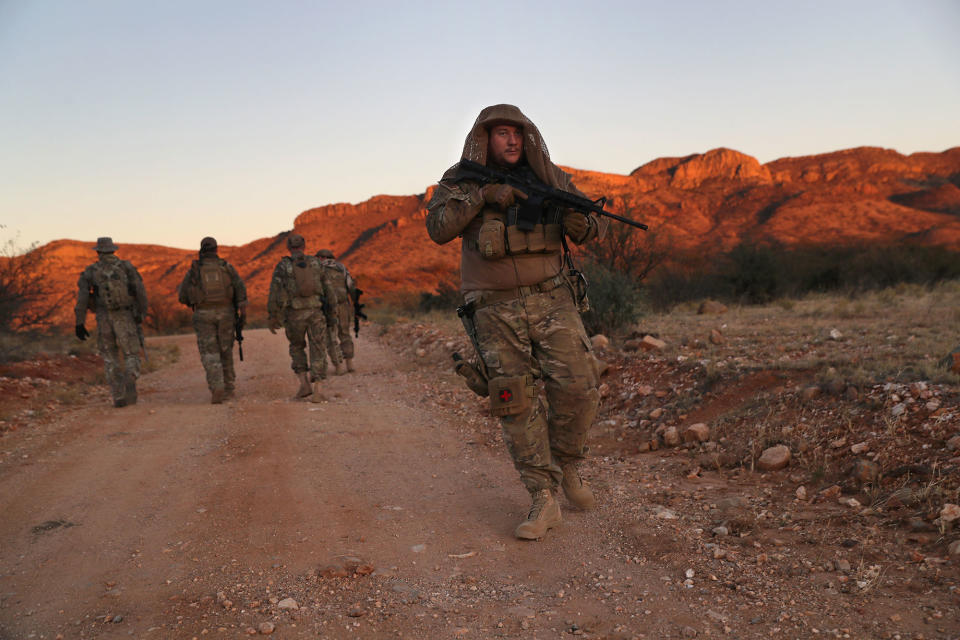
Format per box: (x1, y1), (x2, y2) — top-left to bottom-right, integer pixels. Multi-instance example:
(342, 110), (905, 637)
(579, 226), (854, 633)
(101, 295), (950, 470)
(2, 0), (958, 250)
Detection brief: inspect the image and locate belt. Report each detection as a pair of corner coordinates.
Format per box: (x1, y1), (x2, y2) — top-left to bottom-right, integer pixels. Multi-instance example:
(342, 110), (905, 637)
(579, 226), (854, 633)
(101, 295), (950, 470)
(472, 274), (567, 309)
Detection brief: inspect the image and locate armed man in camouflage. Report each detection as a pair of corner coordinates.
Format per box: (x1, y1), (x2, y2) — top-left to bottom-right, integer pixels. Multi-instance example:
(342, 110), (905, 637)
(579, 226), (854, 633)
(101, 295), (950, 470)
(316, 249), (357, 374)
(426, 104), (602, 540)
(74, 237), (149, 408)
(267, 234), (339, 401)
(177, 237), (248, 404)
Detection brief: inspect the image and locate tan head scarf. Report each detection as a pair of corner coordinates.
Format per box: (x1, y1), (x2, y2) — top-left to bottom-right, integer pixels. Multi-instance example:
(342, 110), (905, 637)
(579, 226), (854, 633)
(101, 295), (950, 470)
(447, 104), (576, 193)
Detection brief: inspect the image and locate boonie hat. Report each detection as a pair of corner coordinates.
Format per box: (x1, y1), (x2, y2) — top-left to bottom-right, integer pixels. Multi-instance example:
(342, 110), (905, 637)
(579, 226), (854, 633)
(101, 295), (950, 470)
(94, 237), (118, 253)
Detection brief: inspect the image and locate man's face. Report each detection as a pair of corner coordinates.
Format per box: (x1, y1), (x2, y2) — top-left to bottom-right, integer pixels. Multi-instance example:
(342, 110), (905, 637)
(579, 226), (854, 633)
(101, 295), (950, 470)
(487, 124), (524, 167)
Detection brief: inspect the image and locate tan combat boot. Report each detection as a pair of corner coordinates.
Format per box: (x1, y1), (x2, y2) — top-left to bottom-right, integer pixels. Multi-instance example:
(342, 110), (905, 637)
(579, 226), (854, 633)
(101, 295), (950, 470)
(514, 489), (562, 540)
(294, 372), (312, 398)
(310, 380), (327, 403)
(211, 387), (225, 404)
(561, 464), (596, 510)
(335, 360), (347, 375)
(345, 358), (355, 373)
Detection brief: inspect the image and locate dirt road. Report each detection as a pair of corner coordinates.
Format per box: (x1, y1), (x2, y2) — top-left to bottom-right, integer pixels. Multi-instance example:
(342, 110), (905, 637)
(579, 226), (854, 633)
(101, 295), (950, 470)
(1, 329), (957, 639)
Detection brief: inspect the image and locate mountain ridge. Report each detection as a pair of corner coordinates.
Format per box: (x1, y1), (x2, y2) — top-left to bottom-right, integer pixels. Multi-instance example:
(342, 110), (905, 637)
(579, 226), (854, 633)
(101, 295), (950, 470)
(7, 145), (960, 329)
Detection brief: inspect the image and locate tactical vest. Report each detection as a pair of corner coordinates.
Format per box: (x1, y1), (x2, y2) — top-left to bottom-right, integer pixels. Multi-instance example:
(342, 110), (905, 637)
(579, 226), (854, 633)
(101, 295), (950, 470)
(288, 256), (324, 309)
(92, 260), (134, 311)
(476, 203), (563, 260)
(195, 260), (233, 308)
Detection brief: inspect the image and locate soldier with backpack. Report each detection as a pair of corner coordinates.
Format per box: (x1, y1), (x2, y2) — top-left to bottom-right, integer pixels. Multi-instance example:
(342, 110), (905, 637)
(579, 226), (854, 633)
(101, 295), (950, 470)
(267, 233), (339, 401)
(316, 248), (358, 374)
(178, 237), (248, 404)
(75, 237), (149, 407)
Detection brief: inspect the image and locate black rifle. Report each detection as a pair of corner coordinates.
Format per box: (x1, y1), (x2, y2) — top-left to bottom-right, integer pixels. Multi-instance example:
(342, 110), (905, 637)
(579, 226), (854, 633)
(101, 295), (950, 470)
(455, 158), (648, 231)
(234, 312), (244, 361)
(352, 289), (368, 338)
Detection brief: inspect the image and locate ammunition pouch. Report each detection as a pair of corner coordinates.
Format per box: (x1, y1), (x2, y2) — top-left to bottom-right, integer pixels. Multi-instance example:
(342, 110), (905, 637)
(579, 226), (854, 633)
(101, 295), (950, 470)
(454, 356), (489, 397)
(488, 374), (535, 417)
(478, 210), (506, 259)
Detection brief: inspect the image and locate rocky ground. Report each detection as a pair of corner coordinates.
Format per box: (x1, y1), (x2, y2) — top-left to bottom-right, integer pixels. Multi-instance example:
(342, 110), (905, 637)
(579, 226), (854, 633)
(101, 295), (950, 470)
(0, 286), (958, 639)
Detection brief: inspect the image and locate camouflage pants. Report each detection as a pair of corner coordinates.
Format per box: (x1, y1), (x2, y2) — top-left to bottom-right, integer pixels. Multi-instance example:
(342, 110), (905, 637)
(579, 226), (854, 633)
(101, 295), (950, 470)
(192, 307), (236, 393)
(325, 302), (354, 362)
(96, 309), (141, 402)
(284, 307), (329, 381)
(471, 284), (600, 495)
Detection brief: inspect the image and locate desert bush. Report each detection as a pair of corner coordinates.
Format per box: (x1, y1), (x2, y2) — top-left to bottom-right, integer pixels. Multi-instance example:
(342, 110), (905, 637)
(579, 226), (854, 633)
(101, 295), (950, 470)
(0, 228), (67, 332)
(580, 260), (644, 336)
(417, 278), (461, 313)
(644, 241), (960, 309)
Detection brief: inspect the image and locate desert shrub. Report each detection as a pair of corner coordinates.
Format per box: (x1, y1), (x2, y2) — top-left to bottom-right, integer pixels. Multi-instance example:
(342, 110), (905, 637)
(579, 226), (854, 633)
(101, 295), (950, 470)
(0, 229), (66, 332)
(580, 260), (644, 336)
(643, 241), (960, 309)
(418, 278), (461, 313)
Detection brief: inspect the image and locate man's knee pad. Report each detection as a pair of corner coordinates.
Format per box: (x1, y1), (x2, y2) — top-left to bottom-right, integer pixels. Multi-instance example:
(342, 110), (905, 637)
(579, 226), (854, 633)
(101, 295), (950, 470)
(488, 374), (535, 417)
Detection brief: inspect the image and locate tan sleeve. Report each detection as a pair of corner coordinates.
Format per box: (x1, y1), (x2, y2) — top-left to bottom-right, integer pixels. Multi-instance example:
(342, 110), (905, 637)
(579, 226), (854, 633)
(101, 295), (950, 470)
(425, 180), (484, 245)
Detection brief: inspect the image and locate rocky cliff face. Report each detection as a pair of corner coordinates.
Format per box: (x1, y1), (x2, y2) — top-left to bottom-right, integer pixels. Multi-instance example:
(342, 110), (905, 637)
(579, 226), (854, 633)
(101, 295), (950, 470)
(6, 146), (959, 329)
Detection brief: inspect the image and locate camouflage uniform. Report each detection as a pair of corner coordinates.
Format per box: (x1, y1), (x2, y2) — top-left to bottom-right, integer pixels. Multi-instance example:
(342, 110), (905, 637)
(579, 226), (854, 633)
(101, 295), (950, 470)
(177, 238), (247, 403)
(426, 104), (601, 538)
(74, 239), (148, 407)
(267, 247), (339, 384)
(317, 251), (356, 367)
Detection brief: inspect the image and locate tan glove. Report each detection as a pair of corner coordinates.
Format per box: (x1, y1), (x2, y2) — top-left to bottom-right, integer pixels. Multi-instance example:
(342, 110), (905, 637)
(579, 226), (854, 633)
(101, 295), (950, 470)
(563, 210), (589, 240)
(268, 317), (281, 334)
(481, 183), (527, 210)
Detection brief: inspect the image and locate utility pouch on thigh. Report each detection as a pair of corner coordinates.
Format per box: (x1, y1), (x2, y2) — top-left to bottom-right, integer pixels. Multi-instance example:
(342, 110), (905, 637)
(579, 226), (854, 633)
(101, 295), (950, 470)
(488, 375), (533, 417)
(478, 210), (506, 260)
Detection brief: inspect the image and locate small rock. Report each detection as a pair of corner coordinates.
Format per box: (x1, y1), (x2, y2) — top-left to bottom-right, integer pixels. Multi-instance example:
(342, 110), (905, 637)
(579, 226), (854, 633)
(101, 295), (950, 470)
(850, 442), (869, 454)
(800, 386), (821, 401)
(683, 423), (710, 443)
(849, 459), (879, 484)
(835, 559), (851, 572)
(277, 597), (298, 610)
(411, 544), (426, 553)
(712, 526), (728, 536)
(844, 386), (859, 401)
(891, 403), (906, 417)
(682, 625), (698, 638)
(948, 540), (960, 556)
(757, 445), (791, 471)
(348, 607), (365, 617)
(590, 334), (610, 350)
(830, 437), (847, 449)
(415, 348), (427, 358)
(640, 335), (667, 351)
(709, 329), (724, 345)
(662, 426), (680, 447)
(697, 300), (728, 315)
(946, 435), (960, 451)
(258, 621), (275, 635)
(940, 504), (960, 523)
(623, 339), (641, 352)
(828, 328), (843, 340)
(654, 506), (678, 520)
(649, 407), (664, 420)
(795, 486), (807, 501)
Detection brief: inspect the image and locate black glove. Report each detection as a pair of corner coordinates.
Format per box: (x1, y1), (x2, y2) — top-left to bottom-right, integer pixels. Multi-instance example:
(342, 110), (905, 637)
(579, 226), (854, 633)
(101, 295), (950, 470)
(75, 324), (90, 341)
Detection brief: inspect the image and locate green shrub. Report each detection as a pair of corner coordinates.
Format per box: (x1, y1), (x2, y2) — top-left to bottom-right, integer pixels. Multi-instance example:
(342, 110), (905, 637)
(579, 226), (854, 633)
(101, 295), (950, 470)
(580, 260), (644, 336)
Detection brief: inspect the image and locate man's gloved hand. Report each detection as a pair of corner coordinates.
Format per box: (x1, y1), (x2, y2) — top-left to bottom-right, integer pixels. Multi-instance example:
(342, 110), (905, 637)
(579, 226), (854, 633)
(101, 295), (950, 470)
(268, 317), (281, 335)
(238, 311), (247, 328)
(75, 324), (90, 341)
(563, 210), (589, 240)
(481, 183), (527, 210)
